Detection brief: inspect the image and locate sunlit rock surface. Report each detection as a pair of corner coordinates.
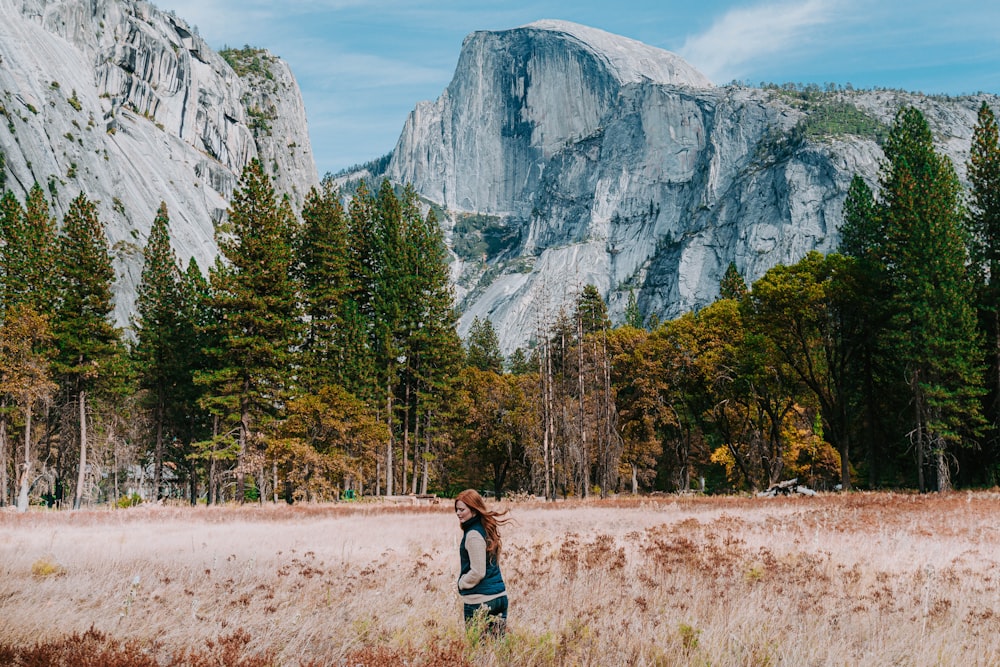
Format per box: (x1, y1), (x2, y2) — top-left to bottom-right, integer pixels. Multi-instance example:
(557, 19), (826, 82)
(385, 20), (998, 353)
(0, 0), (317, 328)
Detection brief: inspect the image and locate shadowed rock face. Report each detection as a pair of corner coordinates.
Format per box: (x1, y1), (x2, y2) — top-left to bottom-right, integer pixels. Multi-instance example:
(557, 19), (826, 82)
(385, 20), (999, 354)
(0, 0), (317, 329)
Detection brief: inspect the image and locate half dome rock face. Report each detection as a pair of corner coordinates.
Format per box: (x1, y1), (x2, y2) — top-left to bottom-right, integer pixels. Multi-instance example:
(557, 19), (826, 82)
(0, 0), (317, 328)
(521, 20), (713, 88)
(381, 21), (997, 354)
(387, 21), (711, 217)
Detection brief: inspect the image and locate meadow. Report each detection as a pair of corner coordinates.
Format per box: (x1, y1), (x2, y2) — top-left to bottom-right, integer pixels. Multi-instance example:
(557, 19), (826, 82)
(1, 492), (999, 666)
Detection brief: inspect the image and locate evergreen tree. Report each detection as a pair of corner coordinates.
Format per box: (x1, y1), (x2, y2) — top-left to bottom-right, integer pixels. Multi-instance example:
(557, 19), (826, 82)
(403, 204), (464, 493)
(297, 179), (354, 393)
(624, 289), (644, 329)
(839, 175), (879, 261)
(718, 262), (748, 301)
(51, 192), (120, 509)
(174, 258), (212, 502)
(133, 202), (185, 499)
(197, 160), (302, 501)
(576, 284), (610, 335)
(191, 257), (240, 504)
(0, 186), (57, 507)
(967, 101), (1000, 482)
(880, 107), (984, 491)
(466, 316), (504, 373)
(1, 185), (59, 314)
(838, 173), (897, 486)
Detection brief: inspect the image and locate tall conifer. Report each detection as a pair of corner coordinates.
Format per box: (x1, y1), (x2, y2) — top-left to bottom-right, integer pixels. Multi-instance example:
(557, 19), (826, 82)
(134, 202), (184, 499)
(52, 192), (120, 509)
(297, 180), (353, 392)
(198, 160), (302, 501)
(967, 102), (1000, 477)
(880, 107), (983, 491)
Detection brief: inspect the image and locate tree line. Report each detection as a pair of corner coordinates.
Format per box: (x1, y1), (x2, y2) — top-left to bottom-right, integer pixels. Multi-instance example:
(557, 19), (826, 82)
(0, 102), (998, 508)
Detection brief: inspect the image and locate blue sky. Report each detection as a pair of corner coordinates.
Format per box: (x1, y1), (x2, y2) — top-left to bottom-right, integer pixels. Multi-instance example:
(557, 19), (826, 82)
(157, 0), (1000, 177)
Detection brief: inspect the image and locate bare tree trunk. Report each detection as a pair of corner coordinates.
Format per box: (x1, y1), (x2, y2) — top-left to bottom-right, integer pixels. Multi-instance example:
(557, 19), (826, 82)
(421, 417), (430, 495)
(914, 372), (926, 493)
(73, 390), (87, 510)
(272, 460), (279, 503)
(411, 407), (421, 495)
(237, 399), (249, 503)
(577, 318), (589, 498)
(153, 403), (164, 500)
(0, 402), (8, 506)
(16, 402), (33, 512)
(541, 341), (553, 501)
(208, 415), (218, 505)
(936, 447), (951, 492)
(401, 380), (410, 495)
(385, 385), (394, 496)
(631, 464), (638, 495)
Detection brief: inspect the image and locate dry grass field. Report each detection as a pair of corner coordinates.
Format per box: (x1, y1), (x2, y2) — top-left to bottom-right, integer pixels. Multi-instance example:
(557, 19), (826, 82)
(2, 492), (1000, 666)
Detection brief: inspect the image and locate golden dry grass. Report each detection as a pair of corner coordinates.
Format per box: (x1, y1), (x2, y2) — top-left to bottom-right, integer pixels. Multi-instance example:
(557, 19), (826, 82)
(2, 492), (1000, 666)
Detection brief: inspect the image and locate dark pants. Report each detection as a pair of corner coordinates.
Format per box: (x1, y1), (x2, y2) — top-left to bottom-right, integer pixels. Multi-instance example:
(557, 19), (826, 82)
(464, 595), (508, 637)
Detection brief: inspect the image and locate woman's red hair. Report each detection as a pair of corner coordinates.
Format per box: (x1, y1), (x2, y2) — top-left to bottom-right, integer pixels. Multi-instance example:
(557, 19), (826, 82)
(455, 489), (510, 556)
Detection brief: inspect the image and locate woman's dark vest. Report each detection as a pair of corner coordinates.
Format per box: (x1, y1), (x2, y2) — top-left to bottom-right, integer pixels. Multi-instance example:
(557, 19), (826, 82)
(459, 516), (506, 597)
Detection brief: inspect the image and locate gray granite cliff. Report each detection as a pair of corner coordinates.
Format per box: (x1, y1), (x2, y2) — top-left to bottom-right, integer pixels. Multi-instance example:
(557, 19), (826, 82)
(0, 0), (318, 327)
(383, 20), (997, 353)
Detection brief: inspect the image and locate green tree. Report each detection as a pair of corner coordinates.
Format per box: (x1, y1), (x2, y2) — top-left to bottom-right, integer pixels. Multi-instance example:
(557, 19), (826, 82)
(397, 194), (464, 494)
(466, 316), (504, 373)
(838, 175), (879, 261)
(624, 289), (644, 329)
(453, 367), (529, 497)
(838, 174), (896, 486)
(133, 202), (185, 499)
(174, 258), (212, 502)
(719, 262), (748, 301)
(296, 179), (358, 393)
(880, 107), (984, 491)
(1, 185), (58, 315)
(967, 101), (1000, 483)
(51, 192), (121, 509)
(197, 160), (302, 501)
(576, 284), (610, 335)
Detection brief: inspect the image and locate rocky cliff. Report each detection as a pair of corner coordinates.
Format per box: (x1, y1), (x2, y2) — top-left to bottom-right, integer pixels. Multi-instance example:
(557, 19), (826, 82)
(384, 20), (998, 354)
(0, 0), (318, 325)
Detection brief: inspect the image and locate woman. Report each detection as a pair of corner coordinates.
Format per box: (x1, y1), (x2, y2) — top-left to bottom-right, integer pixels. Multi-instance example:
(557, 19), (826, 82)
(455, 489), (510, 636)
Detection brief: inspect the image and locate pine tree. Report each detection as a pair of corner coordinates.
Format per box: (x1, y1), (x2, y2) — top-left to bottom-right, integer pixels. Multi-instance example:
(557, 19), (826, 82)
(718, 262), (748, 301)
(403, 203), (464, 493)
(576, 284), (609, 335)
(191, 258), (240, 504)
(967, 102), (1000, 480)
(173, 258), (212, 502)
(297, 179), (352, 392)
(466, 316), (504, 373)
(133, 202), (185, 499)
(839, 175), (879, 261)
(51, 192), (120, 509)
(880, 107), (984, 491)
(624, 289), (644, 329)
(198, 160), (302, 501)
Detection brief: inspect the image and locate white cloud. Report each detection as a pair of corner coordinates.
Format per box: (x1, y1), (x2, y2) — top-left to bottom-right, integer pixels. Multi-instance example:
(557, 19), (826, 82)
(679, 0), (839, 83)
